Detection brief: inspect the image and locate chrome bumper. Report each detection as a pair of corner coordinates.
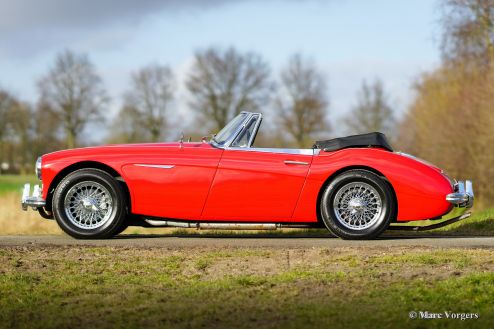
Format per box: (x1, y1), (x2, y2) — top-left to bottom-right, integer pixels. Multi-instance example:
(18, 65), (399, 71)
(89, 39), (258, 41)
(21, 184), (46, 211)
(446, 180), (474, 208)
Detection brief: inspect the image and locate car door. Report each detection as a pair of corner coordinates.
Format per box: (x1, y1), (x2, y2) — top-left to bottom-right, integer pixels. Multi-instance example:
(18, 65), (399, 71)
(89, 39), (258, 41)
(201, 114), (313, 221)
(201, 148), (313, 221)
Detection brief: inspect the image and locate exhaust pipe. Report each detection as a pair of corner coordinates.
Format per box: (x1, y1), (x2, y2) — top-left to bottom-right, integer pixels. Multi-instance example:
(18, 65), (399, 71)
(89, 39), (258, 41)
(145, 219), (195, 228)
(144, 219), (312, 230)
(196, 223), (279, 230)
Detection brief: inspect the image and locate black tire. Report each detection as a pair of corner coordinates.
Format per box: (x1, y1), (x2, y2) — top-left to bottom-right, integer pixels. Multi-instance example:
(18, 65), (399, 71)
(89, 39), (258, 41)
(52, 169), (128, 239)
(114, 222), (129, 235)
(320, 169), (396, 240)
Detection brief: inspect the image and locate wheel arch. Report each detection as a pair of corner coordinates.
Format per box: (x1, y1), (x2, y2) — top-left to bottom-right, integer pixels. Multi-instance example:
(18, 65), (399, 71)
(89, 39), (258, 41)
(315, 165), (398, 223)
(45, 161), (132, 213)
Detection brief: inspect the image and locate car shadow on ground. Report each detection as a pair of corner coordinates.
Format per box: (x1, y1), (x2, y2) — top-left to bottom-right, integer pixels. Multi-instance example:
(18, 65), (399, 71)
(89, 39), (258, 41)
(112, 232), (490, 240)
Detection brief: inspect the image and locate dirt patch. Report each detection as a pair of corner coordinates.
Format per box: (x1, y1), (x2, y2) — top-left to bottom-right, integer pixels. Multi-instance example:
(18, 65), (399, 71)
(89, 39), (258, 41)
(4, 244), (484, 283)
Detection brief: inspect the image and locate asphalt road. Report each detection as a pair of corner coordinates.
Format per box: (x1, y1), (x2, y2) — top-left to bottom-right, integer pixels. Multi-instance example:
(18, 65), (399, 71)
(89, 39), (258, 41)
(1, 235), (494, 249)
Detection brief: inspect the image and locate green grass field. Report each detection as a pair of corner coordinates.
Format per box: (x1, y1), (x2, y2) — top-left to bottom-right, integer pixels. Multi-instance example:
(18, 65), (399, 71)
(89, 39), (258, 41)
(0, 246), (492, 328)
(0, 175), (38, 196)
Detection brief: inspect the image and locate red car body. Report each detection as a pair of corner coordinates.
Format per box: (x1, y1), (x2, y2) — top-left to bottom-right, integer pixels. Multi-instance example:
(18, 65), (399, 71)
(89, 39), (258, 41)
(22, 111), (473, 239)
(39, 141), (452, 223)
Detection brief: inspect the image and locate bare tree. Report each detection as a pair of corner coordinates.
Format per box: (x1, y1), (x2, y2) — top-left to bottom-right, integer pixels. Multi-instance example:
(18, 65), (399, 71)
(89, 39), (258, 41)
(0, 90), (17, 168)
(0, 90), (14, 152)
(441, 0), (494, 67)
(38, 50), (108, 148)
(31, 101), (64, 156)
(0, 89), (37, 173)
(107, 106), (151, 144)
(114, 64), (174, 142)
(9, 102), (32, 172)
(275, 54), (329, 148)
(186, 47), (272, 132)
(343, 79), (395, 136)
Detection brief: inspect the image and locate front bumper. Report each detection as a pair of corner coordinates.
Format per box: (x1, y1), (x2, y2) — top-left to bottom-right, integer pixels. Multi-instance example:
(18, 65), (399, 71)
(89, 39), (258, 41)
(21, 183), (46, 211)
(446, 180), (474, 208)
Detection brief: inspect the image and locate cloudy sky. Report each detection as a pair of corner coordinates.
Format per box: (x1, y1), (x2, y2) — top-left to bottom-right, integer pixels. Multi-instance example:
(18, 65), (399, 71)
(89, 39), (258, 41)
(0, 0), (441, 138)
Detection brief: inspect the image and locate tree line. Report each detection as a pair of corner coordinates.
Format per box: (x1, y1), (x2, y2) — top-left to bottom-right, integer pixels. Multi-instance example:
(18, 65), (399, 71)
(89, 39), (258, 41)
(1, 0), (492, 206)
(0, 49), (394, 172)
(397, 0), (494, 207)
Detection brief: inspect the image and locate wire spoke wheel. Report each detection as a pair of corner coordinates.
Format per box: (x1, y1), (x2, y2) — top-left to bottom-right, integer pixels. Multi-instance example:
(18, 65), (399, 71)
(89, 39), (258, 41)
(333, 182), (382, 230)
(63, 181), (113, 230)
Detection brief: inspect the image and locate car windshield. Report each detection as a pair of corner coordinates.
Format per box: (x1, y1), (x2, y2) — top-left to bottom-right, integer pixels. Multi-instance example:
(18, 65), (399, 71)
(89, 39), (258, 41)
(231, 115), (259, 147)
(212, 113), (248, 146)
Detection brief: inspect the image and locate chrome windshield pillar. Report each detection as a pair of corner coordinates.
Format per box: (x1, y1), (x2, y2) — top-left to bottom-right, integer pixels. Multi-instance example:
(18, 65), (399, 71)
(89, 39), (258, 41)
(210, 111), (262, 149)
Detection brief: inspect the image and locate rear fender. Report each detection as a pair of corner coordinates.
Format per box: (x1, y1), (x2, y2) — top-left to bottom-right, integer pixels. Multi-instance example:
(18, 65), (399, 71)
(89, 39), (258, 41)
(292, 148), (452, 222)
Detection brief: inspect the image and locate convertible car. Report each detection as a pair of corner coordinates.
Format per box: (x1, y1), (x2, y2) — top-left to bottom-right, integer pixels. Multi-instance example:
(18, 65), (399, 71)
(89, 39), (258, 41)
(21, 111), (474, 239)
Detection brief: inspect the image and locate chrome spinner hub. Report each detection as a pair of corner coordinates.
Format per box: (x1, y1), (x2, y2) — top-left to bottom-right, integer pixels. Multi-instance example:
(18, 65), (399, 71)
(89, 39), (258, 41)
(348, 198), (366, 214)
(81, 198), (99, 211)
(333, 182), (383, 230)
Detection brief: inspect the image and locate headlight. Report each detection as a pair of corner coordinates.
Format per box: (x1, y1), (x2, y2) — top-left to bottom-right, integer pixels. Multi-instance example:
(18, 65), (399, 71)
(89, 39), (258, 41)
(35, 157), (42, 180)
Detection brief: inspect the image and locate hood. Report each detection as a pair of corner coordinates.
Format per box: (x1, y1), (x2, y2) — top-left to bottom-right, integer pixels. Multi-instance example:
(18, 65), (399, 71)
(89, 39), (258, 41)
(42, 142), (205, 162)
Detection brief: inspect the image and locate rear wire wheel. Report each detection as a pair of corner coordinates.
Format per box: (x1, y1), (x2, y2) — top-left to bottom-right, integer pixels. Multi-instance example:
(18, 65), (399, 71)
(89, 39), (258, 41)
(320, 169), (395, 240)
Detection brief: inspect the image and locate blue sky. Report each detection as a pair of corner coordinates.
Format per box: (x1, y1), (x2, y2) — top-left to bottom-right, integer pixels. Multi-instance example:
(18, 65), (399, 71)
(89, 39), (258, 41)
(0, 0), (442, 137)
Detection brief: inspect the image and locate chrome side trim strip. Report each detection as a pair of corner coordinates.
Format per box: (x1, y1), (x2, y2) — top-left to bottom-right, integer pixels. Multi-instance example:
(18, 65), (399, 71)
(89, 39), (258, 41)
(284, 160), (309, 166)
(227, 147), (315, 155)
(134, 164), (175, 169)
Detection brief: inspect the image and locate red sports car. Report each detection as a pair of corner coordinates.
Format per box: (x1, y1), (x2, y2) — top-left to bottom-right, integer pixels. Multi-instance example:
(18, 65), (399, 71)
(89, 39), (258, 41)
(21, 111), (473, 239)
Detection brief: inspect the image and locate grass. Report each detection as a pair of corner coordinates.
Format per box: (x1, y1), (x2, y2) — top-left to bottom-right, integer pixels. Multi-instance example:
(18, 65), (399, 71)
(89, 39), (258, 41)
(0, 192), (62, 235)
(0, 246), (493, 328)
(385, 208), (494, 237)
(438, 208), (494, 234)
(0, 175), (38, 196)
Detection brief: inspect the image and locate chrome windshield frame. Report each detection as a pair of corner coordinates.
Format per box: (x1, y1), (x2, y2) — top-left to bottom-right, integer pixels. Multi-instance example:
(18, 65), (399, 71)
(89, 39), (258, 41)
(210, 111), (317, 156)
(211, 111), (263, 148)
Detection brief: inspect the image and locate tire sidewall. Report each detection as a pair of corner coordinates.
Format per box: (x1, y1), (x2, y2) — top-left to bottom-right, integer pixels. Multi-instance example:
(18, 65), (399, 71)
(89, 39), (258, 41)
(321, 170), (394, 239)
(52, 169), (126, 239)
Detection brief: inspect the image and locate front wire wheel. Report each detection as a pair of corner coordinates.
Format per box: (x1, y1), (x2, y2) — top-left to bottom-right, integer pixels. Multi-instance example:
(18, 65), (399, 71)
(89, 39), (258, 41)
(52, 169), (128, 239)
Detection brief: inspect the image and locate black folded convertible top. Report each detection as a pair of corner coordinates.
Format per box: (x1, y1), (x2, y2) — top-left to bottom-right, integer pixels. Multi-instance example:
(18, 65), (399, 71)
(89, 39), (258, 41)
(313, 132), (393, 152)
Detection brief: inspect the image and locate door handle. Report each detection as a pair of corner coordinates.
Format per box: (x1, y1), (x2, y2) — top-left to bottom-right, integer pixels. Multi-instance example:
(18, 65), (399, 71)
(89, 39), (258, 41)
(284, 160), (309, 166)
